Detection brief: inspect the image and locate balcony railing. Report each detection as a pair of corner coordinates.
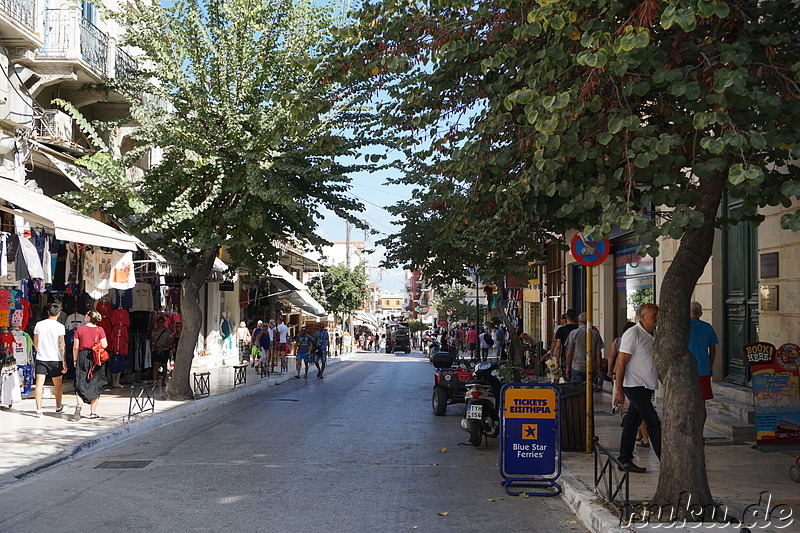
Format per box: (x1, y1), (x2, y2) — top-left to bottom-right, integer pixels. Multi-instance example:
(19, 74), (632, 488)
(114, 47), (137, 79)
(40, 9), (111, 77)
(79, 16), (108, 74)
(0, 0), (36, 31)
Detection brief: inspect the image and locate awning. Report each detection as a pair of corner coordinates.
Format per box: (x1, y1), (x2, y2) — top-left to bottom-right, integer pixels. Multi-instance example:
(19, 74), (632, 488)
(266, 264), (326, 317)
(0, 177), (139, 251)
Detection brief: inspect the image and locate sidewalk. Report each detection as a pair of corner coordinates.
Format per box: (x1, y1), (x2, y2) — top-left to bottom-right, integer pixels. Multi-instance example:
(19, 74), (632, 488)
(559, 390), (800, 532)
(0, 352), (354, 487)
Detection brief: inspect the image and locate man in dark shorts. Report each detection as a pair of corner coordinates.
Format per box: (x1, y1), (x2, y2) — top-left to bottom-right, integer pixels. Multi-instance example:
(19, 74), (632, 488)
(293, 326), (314, 379)
(33, 302), (67, 417)
(151, 316), (172, 385)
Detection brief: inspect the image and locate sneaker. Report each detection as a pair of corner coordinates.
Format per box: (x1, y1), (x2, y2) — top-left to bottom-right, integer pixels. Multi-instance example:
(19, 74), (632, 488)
(318, 375), (324, 379)
(618, 461), (646, 473)
(55, 405), (65, 413)
(35, 410), (43, 418)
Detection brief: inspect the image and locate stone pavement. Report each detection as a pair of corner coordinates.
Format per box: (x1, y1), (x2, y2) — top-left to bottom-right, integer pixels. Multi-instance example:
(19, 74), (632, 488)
(0, 352), (352, 486)
(559, 390), (800, 532)
(2, 356), (799, 532)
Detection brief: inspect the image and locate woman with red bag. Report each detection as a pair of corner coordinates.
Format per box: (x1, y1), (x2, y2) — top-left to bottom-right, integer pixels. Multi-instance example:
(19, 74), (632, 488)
(72, 310), (108, 420)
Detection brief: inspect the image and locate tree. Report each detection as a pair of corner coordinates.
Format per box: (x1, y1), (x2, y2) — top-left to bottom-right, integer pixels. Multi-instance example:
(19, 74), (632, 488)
(407, 318), (426, 334)
(335, 0), (800, 510)
(307, 264), (369, 326)
(432, 286), (479, 323)
(61, 0), (379, 399)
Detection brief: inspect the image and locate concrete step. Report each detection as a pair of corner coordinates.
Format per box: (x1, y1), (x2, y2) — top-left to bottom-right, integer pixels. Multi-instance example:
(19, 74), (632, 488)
(704, 408), (755, 441)
(706, 395), (755, 425)
(711, 381), (753, 404)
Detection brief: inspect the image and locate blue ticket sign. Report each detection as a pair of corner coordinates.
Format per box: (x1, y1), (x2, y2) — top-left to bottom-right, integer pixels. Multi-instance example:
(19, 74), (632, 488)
(499, 384), (561, 496)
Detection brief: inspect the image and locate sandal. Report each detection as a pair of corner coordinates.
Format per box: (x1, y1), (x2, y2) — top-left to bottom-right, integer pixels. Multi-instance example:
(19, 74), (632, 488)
(88, 413), (100, 419)
(637, 441), (650, 448)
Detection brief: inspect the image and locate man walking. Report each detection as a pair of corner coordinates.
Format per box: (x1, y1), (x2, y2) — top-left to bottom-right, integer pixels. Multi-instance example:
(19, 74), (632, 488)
(689, 301), (718, 430)
(565, 312), (604, 384)
(466, 325), (478, 363)
(293, 326), (314, 379)
(314, 325), (330, 378)
(33, 302), (67, 417)
(613, 303), (660, 473)
(276, 317), (290, 371)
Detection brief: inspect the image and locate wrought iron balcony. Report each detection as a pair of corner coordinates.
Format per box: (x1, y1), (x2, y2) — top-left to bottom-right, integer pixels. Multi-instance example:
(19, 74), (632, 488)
(114, 47), (137, 79)
(79, 15), (108, 75)
(0, 0), (36, 31)
(40, 9), (109, 77)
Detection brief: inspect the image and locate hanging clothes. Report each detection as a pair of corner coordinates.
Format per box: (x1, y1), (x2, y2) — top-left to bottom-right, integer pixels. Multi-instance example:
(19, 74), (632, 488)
(109, 251), (136, 290)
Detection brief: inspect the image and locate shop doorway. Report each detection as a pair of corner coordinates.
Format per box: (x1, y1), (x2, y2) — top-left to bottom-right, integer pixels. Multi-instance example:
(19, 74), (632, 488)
(722, 198), (759, 386)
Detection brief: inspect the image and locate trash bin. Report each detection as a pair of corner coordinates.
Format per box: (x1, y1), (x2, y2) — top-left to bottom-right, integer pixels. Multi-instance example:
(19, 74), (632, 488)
(559, 382), (586, 452)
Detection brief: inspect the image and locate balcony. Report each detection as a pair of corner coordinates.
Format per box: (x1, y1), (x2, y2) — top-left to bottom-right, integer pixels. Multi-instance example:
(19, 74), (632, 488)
(33, 7), (137, 82)
(0, 0), (41, 48)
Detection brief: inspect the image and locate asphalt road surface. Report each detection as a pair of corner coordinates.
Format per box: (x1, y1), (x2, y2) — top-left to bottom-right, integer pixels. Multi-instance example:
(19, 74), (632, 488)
(0, 351), (586, 533)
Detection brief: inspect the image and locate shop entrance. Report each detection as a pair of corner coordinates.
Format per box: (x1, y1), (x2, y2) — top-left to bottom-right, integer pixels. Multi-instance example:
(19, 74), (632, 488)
(722, 198), (759, 386)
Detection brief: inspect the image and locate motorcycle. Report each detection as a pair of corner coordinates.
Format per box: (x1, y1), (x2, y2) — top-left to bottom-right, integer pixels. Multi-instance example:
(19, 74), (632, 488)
(460, 360), (505, 446)
(426, 340), (441, 362)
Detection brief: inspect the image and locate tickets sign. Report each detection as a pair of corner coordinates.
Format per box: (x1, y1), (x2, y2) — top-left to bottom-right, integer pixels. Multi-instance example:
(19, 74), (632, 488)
(500, 385), (559, 477)
(746, 342), (800, 446)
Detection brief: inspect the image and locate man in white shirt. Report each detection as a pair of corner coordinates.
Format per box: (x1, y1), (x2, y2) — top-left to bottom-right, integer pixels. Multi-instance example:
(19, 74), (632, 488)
(612, 303), (660, 473)
(33, 302), (67, 417)
(276, 317), (290, 370)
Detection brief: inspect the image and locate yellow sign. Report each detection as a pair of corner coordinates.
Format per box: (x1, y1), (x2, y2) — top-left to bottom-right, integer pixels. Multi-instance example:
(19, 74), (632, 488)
(504, 388), (557, 419)
(522, 424), (538, 440)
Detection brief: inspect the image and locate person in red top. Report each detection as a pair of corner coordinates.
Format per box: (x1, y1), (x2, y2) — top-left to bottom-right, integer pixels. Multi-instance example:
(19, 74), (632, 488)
(466, 325), (478, 363)
(72, 310), (108, 420)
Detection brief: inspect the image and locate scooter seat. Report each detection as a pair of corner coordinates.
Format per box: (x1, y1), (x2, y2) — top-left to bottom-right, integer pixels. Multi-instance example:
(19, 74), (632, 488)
(466, 379), (491, 387)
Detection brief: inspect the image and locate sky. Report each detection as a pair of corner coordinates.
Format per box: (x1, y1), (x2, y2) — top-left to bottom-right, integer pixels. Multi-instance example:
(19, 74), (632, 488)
(315, 166), (414, 293)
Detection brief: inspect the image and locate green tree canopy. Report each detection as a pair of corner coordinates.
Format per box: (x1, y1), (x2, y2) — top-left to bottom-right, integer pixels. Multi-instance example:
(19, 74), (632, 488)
(308, 264), (370, 318)
(433, 286), (479, 323)
(333, 0), (800, 509)
(61, 0), (381, 399)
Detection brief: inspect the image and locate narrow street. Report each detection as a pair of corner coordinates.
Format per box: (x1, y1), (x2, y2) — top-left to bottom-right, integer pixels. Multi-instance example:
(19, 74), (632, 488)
(0, 351), (585, 533)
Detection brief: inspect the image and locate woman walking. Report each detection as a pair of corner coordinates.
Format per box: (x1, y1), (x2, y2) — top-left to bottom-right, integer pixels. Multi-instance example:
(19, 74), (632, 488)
(72, 310), (108, 420)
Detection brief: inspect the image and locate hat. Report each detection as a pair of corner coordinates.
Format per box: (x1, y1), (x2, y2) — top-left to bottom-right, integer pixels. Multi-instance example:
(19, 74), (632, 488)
(239, 322), (246, 327)
(269, 320), (275, 325)
(257, 320), (263, 326)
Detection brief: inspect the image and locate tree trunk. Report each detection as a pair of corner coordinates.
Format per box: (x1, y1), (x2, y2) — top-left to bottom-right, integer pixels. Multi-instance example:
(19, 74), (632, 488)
(494, 277), (523, 372)
(164, 248), (219, 400)
(651, 170), (727, 513)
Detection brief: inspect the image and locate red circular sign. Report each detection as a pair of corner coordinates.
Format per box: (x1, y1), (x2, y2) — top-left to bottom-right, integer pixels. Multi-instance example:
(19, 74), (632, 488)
(570, 232), (610, 267)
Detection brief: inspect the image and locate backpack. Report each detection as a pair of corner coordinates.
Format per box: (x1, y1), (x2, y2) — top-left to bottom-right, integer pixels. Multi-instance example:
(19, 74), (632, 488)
(87, 328), (109, 379)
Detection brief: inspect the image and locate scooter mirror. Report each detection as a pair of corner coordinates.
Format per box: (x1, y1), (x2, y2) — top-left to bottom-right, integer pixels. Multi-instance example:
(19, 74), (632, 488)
(478, 362), (492, 371)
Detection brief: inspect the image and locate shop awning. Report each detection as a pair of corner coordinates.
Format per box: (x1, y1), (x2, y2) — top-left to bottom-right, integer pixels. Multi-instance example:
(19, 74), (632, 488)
(0, 178), (139, 251)
(266, 264), (326, 317)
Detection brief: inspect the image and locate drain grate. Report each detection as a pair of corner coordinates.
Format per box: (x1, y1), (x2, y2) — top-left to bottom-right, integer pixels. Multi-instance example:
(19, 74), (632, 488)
(95, 460), (152, 469)
(704, 440), (748, 446)
(263, 398), (299, 402)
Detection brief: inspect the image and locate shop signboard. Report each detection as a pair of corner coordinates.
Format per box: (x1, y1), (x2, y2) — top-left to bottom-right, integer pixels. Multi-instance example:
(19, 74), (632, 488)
(499, 383), (561, 496)
(745, 342), (800, 446)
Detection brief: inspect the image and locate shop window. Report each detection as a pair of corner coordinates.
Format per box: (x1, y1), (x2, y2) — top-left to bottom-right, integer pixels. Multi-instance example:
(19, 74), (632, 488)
(614, 242), (655, 336)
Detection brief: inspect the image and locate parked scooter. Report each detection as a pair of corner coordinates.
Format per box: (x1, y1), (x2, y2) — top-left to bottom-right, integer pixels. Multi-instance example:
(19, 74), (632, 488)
(460, 360), (505, 446)
(426, 340), (441, 362)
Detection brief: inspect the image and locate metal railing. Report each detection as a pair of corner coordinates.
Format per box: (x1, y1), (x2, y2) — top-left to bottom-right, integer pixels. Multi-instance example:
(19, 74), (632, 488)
(593, 436), (631, 525)
(127, 382), (157, 421)
(0, 0), (36, 30)
(114, 47), (137, 79)
(79, 16), (108, 75)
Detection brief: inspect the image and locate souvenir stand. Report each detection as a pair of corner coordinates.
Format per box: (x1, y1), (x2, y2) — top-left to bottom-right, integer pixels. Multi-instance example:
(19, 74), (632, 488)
(0, 196), (177, 405)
